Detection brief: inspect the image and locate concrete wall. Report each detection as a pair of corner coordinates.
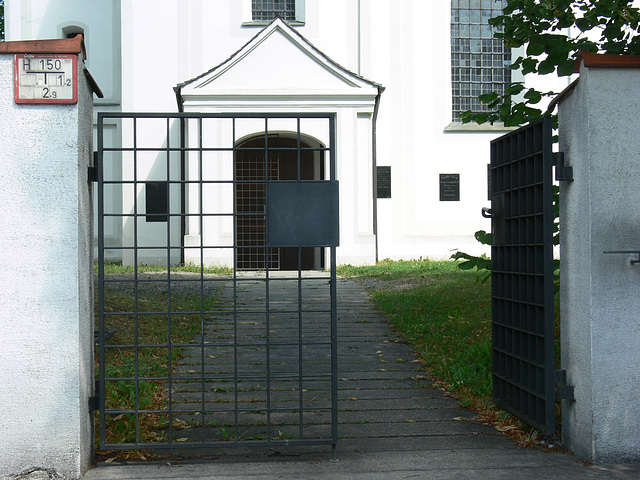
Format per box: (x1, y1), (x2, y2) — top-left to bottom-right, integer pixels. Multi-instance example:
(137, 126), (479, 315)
(559, 60), (640, 462)
(0, 51), (94, 478)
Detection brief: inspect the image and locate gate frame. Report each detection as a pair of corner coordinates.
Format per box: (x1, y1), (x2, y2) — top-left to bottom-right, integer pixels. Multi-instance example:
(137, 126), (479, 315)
(95, 111), (339, 451)
(489, 115), (557, 435)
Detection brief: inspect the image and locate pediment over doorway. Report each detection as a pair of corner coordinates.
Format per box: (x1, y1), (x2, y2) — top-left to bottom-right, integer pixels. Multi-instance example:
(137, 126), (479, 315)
(176, 18), (382, 106)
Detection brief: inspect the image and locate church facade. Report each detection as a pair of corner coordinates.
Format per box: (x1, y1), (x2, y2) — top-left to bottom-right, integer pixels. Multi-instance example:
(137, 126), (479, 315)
(5, 0), (547, 267)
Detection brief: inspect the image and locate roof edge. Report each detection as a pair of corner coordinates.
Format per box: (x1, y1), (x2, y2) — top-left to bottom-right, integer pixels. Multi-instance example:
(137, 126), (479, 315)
(547, 78), (579, 111)
(0, 35), (86, 59)
(176, 17), (383, 92)
(0, 36), (103, 98)
(574, 50), (640, 72)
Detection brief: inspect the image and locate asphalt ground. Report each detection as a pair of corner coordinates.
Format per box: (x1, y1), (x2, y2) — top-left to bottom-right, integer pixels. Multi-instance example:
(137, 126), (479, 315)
(81, 277), (640, 480)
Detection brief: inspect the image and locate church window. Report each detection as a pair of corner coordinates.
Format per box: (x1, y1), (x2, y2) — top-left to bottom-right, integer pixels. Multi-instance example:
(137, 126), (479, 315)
(451, 0), (511, 122)
(252, 0), (296, 22)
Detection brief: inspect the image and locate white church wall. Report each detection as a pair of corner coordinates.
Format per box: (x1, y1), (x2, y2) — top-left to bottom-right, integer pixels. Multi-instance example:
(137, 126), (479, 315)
(5, 0), (570, 265)
(119, 1), (183, 113)
(177, 16), (380, 267)
(364, 1), (505, 261)
(183, 117), (235, 268)
(334, 108), (377, 265)
(118, 117), (183, 266)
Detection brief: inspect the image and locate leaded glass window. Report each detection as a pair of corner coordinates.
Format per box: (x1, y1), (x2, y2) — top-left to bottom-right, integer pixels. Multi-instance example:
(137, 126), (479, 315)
(252, 0), (296, 21)
(451, 0), (511, 121)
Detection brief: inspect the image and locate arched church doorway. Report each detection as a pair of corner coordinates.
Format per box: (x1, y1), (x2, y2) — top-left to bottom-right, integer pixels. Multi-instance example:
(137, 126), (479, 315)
(235, 134), (325, 271)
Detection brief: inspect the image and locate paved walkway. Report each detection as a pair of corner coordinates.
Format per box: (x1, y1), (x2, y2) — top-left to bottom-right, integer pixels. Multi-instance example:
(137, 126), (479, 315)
(84, 278), (640, 479)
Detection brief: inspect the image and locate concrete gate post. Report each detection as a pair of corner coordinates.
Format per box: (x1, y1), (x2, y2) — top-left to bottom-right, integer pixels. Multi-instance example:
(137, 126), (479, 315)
(557, 52), (640, 463)
(0, 37), (99, 478)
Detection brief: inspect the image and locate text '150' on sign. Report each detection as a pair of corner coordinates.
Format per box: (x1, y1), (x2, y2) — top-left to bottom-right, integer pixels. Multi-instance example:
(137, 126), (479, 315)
(14, 54), (78, 104)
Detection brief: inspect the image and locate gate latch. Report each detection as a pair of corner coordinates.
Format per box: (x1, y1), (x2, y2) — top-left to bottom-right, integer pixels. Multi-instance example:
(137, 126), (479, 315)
(556, 370), (575, 401)
(603, 250), (640, 265)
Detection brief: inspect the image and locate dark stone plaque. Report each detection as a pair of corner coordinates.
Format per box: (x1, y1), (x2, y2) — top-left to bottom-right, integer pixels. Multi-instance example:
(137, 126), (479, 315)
(146, 181), (168, 222)
(377, 166), (391, 198)
(439, 174), (460, 201)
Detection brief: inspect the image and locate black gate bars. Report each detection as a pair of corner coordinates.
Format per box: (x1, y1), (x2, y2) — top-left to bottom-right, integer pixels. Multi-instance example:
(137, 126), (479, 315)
(489, 116), (556, 435)
(96, 112), (339, 450)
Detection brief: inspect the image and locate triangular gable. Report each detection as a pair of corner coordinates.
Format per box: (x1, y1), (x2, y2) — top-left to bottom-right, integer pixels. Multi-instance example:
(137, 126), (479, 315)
(176, 18), (381, 99)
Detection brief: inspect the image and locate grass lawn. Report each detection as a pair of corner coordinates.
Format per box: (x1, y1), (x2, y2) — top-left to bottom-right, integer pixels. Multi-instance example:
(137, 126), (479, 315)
(95, 264), (223, 450)
(99, 261), (233, 275)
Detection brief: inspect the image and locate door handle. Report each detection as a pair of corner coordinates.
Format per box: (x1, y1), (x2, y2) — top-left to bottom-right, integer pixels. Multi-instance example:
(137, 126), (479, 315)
(482, 207), (492, 218)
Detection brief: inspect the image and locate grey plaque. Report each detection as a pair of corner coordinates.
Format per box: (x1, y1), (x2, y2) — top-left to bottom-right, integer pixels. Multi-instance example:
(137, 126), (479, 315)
(440, 174), (460, 201)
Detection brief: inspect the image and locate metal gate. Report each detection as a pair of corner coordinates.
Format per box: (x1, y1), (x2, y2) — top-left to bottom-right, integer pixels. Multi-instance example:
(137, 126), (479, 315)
(95, 112), (339, 450)
(489, 116), (557, 435)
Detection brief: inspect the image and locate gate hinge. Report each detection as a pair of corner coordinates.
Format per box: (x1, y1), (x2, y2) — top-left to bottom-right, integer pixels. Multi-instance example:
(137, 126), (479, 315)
(556, 369), (575, 401)
(89, 380), (100, 411)
(88, 152), (98, 183)
(553, 152), (573, 182)
(89, 395), (99, 412)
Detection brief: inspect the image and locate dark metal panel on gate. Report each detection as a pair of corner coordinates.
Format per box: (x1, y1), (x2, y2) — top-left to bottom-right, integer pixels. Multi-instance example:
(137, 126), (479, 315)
(267, 181), (339, 247)
(96, 112), (338, 451)
(490, 116), (556, 435)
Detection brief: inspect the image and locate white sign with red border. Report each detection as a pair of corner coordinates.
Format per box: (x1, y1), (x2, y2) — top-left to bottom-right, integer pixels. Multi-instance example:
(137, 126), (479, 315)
(14, 54), (78, 104)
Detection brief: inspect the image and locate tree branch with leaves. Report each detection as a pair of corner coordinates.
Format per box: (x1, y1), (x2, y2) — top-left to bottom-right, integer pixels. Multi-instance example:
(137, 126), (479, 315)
(453, 0), (640, 279)
(461, 0), (640, 127)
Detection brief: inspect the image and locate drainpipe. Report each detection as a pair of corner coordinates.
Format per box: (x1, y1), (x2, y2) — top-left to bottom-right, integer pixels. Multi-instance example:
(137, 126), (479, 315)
(174, 85), (185, 113)
(357, 0), (361, 75)
(373, 86), (384, 264)
(174, 86), (186, 264)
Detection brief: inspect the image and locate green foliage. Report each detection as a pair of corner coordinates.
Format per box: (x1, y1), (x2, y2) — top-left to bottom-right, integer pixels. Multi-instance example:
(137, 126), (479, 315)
(337, 258), (458, 279)
(461, 0), (640, 126)
(450, 231), (492, 283)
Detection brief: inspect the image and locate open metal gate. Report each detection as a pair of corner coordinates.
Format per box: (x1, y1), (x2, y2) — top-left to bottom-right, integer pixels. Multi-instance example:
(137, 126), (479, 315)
(489, 116), (557, 435)
(95, 112), (339, 450)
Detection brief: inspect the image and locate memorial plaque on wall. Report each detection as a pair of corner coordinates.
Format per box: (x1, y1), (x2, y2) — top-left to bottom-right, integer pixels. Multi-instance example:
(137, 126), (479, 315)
(439, 173), (460, 201)
(377, 166), (391, 198)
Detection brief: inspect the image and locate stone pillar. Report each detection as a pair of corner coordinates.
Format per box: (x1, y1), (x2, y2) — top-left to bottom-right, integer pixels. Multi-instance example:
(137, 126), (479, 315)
(558, 52), (640, 463)
(0, 37), (97, 479)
